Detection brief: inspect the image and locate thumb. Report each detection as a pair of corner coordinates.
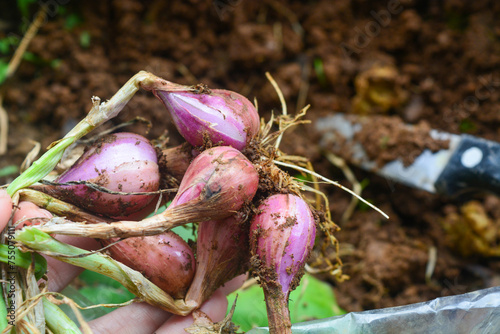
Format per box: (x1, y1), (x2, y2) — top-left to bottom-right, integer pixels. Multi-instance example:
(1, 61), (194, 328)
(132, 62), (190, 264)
(0, 189), (13, 231)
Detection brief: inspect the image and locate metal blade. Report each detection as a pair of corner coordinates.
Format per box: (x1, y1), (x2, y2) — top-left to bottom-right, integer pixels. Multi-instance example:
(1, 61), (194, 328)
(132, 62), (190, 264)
(316, 114), (462, 193)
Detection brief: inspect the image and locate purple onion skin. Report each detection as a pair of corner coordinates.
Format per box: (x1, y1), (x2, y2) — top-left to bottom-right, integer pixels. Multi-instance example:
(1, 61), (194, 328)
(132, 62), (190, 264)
(185, 215), (249, 307)
(168, 146), (258, 214)
(250, 194), (316, 334)
(104, 231), (195, 299)
(51, 132), (160, 219)
(154, 88), (259, 150)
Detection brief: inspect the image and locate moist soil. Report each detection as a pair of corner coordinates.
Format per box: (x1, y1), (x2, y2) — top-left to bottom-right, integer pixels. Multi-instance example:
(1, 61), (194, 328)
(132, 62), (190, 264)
(2, 0), (500, 319)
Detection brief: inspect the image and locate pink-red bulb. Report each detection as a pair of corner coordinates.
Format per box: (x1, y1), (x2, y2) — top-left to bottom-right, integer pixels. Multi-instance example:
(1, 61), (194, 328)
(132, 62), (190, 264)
(154, 88), (259, 150)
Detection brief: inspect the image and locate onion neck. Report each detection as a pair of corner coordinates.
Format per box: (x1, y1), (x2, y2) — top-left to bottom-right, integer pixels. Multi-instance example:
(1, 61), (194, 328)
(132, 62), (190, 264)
(263, 288), (292, 334)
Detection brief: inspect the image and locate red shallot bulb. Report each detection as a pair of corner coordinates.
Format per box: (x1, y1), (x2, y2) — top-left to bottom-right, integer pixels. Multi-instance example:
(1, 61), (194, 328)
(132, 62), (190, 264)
(119, 146), (259, 236)
(39, 132), (160, 219)
(154, 87), (259, 150)
(105, 231), (195, 299)
(168, 146), (259, 216)
(249, 194), (316, 334)
(185, 215), (249, 307)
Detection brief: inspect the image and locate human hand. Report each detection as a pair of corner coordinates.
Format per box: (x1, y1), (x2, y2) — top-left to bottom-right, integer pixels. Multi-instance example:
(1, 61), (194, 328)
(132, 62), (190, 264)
(0, 189), (244, 333)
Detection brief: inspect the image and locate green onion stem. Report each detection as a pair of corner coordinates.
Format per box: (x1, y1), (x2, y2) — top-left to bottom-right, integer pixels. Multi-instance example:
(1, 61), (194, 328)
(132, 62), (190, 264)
(0, 286), (8, 331)
(0, 245), (47, 280)
(15, 228), (193, 316)
(6, 137), (76, 197)
(43, 298), (82, 334)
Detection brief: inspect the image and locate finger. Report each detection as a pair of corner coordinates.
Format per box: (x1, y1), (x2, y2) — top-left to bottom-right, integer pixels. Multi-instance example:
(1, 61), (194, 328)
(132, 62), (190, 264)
(0, 189), (13, 231)
(13, 201), (52, 228)
(218, 273), (247, 296)
(87, 274), (245, 334)
(155, 289), (228, 334)
(44, 235), (101, 292)
(9, 200), (101, 291)
(87, 302), (172, 334)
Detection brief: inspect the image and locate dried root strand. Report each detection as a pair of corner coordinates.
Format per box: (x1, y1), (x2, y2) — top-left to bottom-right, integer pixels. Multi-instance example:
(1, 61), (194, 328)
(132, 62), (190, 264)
(325, 152), (363, 224)
(273, 160), (388, 219)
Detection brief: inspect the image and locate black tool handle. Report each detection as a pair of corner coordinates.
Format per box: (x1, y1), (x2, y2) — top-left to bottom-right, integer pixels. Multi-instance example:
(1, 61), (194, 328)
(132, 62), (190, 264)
(435, 135), (500, 196)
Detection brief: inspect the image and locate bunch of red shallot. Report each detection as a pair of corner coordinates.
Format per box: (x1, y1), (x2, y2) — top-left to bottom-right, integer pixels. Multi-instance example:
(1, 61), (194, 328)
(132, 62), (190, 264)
(30, 78), (320, 334)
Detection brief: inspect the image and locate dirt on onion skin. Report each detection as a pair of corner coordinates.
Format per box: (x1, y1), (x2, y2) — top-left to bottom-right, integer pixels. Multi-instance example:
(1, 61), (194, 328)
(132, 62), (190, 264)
(249, 228), (307, 298)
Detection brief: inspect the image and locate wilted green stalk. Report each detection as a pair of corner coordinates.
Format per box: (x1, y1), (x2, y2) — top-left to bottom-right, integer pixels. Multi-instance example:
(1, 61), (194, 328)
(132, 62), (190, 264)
(0, 245), (47, 280)
(15, 228), (193, 316)
(42, 298), (82, 334)
(6, 137), (73, 197)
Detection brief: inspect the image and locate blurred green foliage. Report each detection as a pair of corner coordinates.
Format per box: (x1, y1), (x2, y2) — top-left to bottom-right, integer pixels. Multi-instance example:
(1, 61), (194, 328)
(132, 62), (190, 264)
(314, 58), (328, 88)
(77, 270), (136, 310)
(459, 119), (477, 133)
(79, 31), (91, 48)
(17, 0), (37, 18)
(63, 269), (135, 321)
(0, 165), (18, 178)
(294, 173), (314, 184)
(64, 13), (84, 30)
(227, 274), (345, 332)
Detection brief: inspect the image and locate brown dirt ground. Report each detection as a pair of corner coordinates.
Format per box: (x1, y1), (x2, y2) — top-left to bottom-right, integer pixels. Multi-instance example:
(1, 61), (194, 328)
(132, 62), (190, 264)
(2, 0), (500, 316)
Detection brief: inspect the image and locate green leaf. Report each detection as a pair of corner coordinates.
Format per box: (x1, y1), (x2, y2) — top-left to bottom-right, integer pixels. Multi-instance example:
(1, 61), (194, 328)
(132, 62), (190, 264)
(78, 269), (127, 290)
(0, 165), (18, 178)
(227, 274), (345, 332)
(459, 119), (477, 133)
(51, 58), (62, 69)
(7, 135), (72, 196)
(64, 13), (83, 30)
(0, 35), (21, 56)
(289, 274), (346, 322)
(79, 31), (91, 48)
(43, 297), (83, 334)
(58, 6), (67, 16)
(171, 224), (197, 242)
(17, 0), (37, 17)
(226, 284), (268, 331)
(293, 173), (314, 184)
(58, 270), (136, 323)
(145, 202), (169, 217)
(314, 58), (328, 87)
(0, 61), (8, 85)
(0, 244), (47, 280)
(359, 177), (370, 190)
(22, 51), (41, 63)
(75, 270), (135, 315)
(0, 40), (10, 54)
(78, 286), (134, 309)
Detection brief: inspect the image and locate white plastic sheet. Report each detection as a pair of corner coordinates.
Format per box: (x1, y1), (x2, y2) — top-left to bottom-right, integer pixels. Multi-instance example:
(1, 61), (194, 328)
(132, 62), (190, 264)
(247, 286), (500, 334)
